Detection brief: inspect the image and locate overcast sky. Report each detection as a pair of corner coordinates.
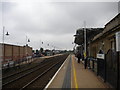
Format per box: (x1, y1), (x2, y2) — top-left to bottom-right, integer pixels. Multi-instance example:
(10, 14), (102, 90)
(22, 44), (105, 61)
(0, 0), (119, 50)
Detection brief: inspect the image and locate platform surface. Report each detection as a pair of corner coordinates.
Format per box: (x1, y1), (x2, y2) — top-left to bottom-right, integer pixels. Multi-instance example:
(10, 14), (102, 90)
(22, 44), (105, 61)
(46, 54), (109, 89)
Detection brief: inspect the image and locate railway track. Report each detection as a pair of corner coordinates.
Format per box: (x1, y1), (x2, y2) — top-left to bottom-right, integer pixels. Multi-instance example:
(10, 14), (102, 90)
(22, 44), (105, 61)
(21, 59), (64, 90)
(2, 54), (68, 89)
(2, 56), (57, 85)
(2, 57), (44, 79)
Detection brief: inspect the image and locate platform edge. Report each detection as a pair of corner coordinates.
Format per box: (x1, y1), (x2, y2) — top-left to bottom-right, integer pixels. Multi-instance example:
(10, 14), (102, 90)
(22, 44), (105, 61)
(44, 54), (70, 89)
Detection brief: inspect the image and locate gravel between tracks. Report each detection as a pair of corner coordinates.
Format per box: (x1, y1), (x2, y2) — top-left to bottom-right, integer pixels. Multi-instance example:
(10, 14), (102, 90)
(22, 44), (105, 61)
(2, 54), (69, 89)
(2, 57), (44, 78)
(25, 58), (65, 89)
(3, 57), (56, 85)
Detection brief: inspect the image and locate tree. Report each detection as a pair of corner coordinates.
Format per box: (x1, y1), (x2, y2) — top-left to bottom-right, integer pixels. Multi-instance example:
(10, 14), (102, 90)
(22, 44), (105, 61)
(40, 47), (44, 53)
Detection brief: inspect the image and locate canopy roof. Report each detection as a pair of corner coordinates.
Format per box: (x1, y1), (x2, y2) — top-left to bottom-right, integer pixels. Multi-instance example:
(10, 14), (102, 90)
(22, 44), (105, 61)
(74, 28), (103, 45)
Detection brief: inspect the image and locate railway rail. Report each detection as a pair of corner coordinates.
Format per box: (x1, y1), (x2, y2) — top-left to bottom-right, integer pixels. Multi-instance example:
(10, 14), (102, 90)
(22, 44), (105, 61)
(2, 54), (69, 89)
(2, 56), (56, 85)
(2, 57), (45, 78)
(21, 58), (64, 89)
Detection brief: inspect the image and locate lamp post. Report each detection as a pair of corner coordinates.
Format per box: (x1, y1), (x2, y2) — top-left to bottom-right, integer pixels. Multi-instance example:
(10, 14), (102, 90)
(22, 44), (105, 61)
(41, 41), (43, 48)
(72, 42), (75, 53)
(39, 41), (43, 50)
(25, 36), (30, 63)
(74, 21), (87, 69)
(84, 21), (87, 69)
(2, 26), (9, 43)
(2, 26), (10, 68)
(84, 21), (87, 58)
(39, 41), (43, 56)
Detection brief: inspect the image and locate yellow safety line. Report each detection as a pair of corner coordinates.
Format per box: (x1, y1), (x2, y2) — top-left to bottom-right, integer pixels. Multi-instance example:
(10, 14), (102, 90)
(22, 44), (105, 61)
(72, 55), (78, 90)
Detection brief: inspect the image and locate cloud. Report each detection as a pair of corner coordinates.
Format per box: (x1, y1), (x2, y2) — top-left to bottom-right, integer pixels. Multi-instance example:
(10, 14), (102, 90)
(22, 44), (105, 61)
(1, 2), (118, 50)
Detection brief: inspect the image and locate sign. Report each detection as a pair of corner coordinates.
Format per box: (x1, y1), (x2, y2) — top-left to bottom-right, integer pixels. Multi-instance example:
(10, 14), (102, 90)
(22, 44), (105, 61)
(116, 31), (120, 52)
(97, 54), (105, 59)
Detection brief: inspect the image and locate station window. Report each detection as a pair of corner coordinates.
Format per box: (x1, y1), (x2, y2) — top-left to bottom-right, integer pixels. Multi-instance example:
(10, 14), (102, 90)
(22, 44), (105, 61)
(111, 41), (115, 50)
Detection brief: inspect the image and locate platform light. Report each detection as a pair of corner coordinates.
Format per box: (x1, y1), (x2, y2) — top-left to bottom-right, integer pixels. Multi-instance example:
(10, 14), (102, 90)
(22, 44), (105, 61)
(6, 32), (10, 36)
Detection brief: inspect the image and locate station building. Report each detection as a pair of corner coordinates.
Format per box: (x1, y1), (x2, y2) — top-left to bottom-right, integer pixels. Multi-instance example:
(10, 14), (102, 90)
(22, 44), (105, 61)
(89, 13), (120, 58)
(74, 28), (103, 56)
(74, 13), (120, 88)
(74, 13), (120, 58)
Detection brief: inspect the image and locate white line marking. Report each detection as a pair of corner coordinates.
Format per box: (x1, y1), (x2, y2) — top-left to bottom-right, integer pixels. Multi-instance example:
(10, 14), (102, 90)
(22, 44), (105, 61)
(44, 55), (70, 89)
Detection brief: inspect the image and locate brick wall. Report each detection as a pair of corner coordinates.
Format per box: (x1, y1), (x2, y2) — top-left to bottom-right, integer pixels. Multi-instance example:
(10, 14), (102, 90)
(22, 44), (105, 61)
(4, 44), (12, 62)
(1, 44), (32, 64)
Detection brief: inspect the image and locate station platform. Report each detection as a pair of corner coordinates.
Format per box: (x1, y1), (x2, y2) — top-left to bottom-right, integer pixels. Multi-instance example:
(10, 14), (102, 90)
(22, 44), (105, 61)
(18, 54), (63, 65)
(45, 54), (109, 89)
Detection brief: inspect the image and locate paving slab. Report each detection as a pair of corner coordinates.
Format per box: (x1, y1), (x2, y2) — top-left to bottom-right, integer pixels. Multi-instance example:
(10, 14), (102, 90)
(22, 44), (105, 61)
(71, 55), (109, 88)
(47, 55), (71, 88)
(46, 54), (109, 89)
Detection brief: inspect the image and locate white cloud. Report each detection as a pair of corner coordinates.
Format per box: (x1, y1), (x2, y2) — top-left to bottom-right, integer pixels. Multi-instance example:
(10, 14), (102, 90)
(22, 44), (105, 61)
(2, 0), (120, 2)
(0, 2), (118, 50)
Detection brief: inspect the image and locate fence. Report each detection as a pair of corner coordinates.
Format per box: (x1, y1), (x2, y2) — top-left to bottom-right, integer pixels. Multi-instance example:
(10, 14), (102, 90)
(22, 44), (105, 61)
(106, 50), (118, 88)
(87, 58), (97, 73)
(87, 50), (119, 89)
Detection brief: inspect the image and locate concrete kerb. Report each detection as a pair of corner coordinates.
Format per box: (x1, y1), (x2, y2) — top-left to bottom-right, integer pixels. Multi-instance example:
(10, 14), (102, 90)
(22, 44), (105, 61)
(44, 54), (70, 89)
